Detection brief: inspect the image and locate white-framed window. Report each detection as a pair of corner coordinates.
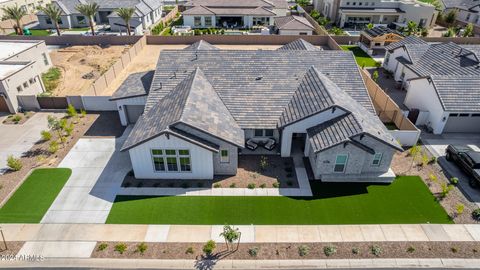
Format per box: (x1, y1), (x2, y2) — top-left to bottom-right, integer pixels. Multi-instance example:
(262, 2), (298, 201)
(205, 16), (212, 27)
(372, 153), (383, 166)
(151, 149), (191, 172)
(194, 16), (202, 26)
(334, 154), (348, 172)
(220, 149), (229, 163)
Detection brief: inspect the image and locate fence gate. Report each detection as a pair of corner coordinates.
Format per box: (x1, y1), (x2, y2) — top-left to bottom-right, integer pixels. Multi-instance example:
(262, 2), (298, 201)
(37, 96), (68, 110)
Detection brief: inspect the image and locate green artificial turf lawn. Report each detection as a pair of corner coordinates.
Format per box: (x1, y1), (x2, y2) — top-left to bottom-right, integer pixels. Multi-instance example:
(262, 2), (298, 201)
(340, 45), (379, 67)
(0, 168), (71, 223)
(106, 176), (452, 225)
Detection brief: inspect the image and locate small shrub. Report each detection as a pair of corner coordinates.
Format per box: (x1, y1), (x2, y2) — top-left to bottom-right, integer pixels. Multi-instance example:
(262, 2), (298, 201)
(114, 243), (127, 254)
(371, 245), (382, 256)
(66, 104), (78, 118)
(428, 156), (437, 164)
(420, 153), (429, 167)
(472, 208), (480, 221)
(6, 155), (22, 171)
(97, 243), (108, 251)
(428, 174), (437, 184)
(12, 115), (22, 123)
(229, 183), (236, 188)
(213, 183), (221, 188)
(248, 247), (259, 257)
(323, 245), (337, 256)
(247, 183), (256, 189)
(451, 247), (458, 253)
(136, 242), (147, 254)
(449, 177), (459, 185)
(407, 246), (415, 253)
(41, 130), (52, 141)
(48, 141), (59, 154)
(259, 156), (268, 171)
(441, 183), (454, 198)
(80, 109), (87, 118)
(272, 182), (279, 188)
(203, 240), (216, 255)
(259, 183), (266, 188)
(351, 247), (359, 254)
(186, 246), (194, 254)
(456, 203), (465, 216)
(298, 245), (310, 257)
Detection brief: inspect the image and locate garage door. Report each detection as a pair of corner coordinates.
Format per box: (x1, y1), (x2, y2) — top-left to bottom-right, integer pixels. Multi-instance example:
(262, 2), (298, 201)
(443, 113), (480, 133)
(125, 105), (144, 124)
(0, 96), (10, 112)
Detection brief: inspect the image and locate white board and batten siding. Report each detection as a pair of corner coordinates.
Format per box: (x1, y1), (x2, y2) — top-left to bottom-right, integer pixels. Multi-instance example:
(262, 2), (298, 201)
(128, 133), (214, 179)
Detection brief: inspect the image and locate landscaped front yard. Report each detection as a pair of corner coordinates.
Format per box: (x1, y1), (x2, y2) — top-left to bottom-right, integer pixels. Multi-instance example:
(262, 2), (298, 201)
(0, 168), (71, 223)
(107, 176), (452, 225)
(340, 45), (379, 67)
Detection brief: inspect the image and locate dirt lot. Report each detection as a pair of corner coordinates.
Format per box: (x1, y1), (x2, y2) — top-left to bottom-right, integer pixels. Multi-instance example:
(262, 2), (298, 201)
(100, 44), (282, 96)
(50, 45), (129, 96)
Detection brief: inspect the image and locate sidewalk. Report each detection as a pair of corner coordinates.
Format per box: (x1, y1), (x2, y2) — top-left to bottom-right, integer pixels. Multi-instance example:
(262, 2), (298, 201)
(2, 258), (480, 269)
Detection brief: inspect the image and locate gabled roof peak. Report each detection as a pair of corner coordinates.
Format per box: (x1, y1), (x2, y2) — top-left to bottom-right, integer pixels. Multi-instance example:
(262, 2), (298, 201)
(277, 39), (321, 51)
(184, 40), (219, 51)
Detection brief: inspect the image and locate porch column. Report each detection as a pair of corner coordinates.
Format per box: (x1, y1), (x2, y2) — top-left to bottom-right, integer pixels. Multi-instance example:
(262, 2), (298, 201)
(379, 14), (384, 23)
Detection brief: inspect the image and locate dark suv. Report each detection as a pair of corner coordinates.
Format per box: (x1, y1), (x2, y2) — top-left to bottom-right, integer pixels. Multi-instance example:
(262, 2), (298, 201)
(446, 145), (480, 188)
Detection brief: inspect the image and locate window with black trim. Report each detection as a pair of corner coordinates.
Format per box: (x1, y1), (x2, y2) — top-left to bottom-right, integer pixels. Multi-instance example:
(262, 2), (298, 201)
(220, 149), (229, 163)
(334, 154), (348, 172)
(372, 153), (382, 166)
(151, 149), (191, 172)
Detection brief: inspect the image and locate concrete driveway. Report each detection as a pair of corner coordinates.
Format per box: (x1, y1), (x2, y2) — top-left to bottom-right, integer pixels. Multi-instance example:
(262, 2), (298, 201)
(0, 112), (63, 174)
(41, 127), (132, 224)
(422, 133), (480, 206)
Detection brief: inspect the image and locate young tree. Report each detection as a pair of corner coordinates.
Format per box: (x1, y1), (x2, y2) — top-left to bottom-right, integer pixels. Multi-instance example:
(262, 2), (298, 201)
(75, 2), (99, 36)
(366, 23), (374, 29)
(220, 225), (241, 251)
(1, 5), (27, 35)
(116, 7), (135, 36)
(372, 70), (379, 82)
(38, 4), (62, 36)
(463, 23), (474, 37)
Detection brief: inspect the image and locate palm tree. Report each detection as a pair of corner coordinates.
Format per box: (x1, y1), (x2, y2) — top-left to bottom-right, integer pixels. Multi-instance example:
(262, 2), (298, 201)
(116, 7), (135, 36)
(75, 2), (99, 36)
(404, 21), (418, 36)
(38, 4), (62, 36)
(1, 5), (27, 35)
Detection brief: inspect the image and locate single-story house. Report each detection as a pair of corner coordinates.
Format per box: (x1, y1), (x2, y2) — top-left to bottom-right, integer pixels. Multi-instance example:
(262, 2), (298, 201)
(36, 0), (163, 35)
(358, 25), (404, 55)
(0, 40), (51, 113)
(383, 37), (480, 134)
(111, 39), (402, 183)
(274, 15), (315, 35)
(182, 0), (288, 28)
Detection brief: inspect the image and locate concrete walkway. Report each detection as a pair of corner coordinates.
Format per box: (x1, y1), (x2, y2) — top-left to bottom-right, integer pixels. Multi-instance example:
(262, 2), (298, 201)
(2, 258), (480, 269)
(3, 223), (480, 259)
(41, 127), (132, 223)
(0, 112), (63, 174)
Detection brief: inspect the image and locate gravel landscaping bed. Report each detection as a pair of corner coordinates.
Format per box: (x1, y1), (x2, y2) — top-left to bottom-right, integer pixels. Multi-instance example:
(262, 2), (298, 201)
(92, 241), (480, 260)
(0, 242), (25, 256)
(391, 149), (478, 224)
(0, 113), (101, 205)
(1, 112), (35, 125)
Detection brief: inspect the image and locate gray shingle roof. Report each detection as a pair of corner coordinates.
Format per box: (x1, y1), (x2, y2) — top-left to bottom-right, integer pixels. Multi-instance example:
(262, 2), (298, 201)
(110, 71), (153, 101)
(404, 42), (480, 77)
(363, 26), (403, 38)
(429, 76), (480, 112)
(146, 45), (370, 129)
(384, 35), (427, 51)
(277, 38), (321, 51)
(184, 40), (219, 50)
(122, 68), (244, 151)
(274, 15), (315, 31)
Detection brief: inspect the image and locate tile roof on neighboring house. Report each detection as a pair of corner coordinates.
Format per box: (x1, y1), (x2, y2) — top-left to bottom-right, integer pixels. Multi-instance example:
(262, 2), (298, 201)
(363, 26), (403, 38)
(428, 76), (480, 112)
(274, 15), (315, 31)
(441, 0), (480, 10)
(110, 71), (153, 101)
(384, 35), (427, 51)
(146, 40), (369, 129)
(122, 68), (244, 151)
(404, 42), (480, 77)
(41, 0), (161, 17)
(184, 40), (219, 50)
(277, 38), (321, 51)
(184, 0), (288, 9)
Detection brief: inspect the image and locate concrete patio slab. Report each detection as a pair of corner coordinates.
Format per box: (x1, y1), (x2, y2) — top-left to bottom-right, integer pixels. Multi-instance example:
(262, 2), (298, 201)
(166, 225), (211, 242)
(18, 241), (96, 258)
(380, 225), (408, 241)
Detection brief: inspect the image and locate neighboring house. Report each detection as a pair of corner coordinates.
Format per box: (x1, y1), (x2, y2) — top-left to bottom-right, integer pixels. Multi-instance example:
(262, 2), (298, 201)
(274, 15), (315, 35)
(358, 25), (404, 55)
(313, 0), (436, 28)
(0, 0), (49, 17)
(182, 0), (288, 28)
(0, 40), (51, 113)
(111, 39), (402, 183)
(440, 0), (480, 30)
(383, 37), (480, 134)
(36, 0), (162, 34)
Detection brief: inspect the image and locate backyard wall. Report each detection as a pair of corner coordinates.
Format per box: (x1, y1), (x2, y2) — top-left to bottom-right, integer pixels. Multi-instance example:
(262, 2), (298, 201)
(0, 35), (143, 45)
(146, 35), (331, 45)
